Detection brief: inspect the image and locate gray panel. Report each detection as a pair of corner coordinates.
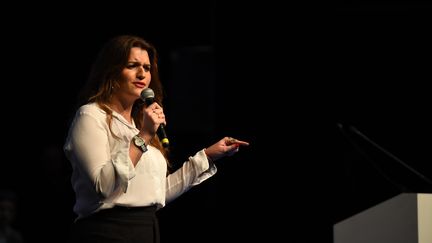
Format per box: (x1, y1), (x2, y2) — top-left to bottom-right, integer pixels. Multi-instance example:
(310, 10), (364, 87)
(334, 193), (419, 243)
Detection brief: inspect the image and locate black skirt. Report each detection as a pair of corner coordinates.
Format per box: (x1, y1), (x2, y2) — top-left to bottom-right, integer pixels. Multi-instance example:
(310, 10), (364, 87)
(68, 205), (159, 243)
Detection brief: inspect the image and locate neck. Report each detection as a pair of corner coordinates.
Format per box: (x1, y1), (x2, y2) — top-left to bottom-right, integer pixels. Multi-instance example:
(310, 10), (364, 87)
(109, 98), (134, 123)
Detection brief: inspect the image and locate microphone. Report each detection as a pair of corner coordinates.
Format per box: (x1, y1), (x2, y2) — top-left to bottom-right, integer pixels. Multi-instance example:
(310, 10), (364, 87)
(140, 88), (170, 148)
(347, 125), (432, 186)
(338, 123), (432, 190)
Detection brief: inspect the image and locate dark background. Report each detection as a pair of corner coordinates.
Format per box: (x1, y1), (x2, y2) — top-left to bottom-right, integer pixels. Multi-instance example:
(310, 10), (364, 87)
(1, 1), (432, 242)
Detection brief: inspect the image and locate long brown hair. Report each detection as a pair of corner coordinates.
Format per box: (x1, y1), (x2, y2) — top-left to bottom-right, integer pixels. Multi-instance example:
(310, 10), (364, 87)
(77, 35), (169, 161)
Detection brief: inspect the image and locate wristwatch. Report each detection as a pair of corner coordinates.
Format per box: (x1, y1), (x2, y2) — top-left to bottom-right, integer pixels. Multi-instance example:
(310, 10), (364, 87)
(133, 135), (148, 153)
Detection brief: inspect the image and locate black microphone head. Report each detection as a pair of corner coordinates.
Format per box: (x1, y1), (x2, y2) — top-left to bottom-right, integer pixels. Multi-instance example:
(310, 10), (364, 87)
(140, 88), (155, 100)
(140, 88), (155, 106)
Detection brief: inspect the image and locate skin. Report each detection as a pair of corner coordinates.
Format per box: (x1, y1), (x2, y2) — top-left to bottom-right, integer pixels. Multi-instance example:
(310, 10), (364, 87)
(108, 47), (249, 167)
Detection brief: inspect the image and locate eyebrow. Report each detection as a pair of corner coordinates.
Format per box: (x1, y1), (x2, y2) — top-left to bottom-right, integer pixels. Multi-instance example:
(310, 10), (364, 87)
(128, 61), (151, 65)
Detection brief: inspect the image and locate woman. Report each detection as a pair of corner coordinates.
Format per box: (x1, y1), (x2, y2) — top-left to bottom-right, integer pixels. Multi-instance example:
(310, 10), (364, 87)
(64, 35), (249, 243)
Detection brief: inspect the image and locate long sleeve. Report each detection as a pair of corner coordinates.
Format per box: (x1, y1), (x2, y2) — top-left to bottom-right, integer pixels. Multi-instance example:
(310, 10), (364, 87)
(165, 149), (217, 203)
(64, 105), (136, 200)
(64, 103), (217, 219)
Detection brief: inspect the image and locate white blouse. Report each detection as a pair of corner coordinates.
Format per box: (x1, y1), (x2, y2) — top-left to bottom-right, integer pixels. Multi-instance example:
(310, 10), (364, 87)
(64, 103), (217, 219)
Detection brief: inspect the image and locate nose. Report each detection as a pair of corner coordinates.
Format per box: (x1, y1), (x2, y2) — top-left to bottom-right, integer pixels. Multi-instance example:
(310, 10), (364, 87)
(137, 67), (146, 80)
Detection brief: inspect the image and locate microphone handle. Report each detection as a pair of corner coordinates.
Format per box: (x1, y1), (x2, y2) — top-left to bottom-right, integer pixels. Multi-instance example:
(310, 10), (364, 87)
(145, 98), (169, 148)
(157, 124), (169, 147)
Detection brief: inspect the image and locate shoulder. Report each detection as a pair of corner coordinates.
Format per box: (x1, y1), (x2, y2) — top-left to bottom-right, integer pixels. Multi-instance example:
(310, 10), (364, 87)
(76, 103), (108, 117)
(78, 103), (105, 114)
(73, 103), (107, 122)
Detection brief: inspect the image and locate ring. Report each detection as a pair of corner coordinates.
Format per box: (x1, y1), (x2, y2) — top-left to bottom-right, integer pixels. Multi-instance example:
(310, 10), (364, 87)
(228, 137), (236, 144)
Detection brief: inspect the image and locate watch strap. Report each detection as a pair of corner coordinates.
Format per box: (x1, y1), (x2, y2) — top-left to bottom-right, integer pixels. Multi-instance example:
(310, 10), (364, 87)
(133, 135), (148, 153)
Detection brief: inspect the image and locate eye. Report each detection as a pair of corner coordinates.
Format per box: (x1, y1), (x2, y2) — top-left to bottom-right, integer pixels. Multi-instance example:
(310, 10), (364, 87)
(126, 63), (139, 69)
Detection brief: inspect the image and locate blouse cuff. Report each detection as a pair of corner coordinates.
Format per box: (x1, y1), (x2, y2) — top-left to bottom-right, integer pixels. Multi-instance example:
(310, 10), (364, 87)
(191, 149), (217, 185)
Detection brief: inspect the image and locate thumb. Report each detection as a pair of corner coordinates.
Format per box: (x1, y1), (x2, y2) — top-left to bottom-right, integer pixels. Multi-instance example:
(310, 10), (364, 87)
(226, 144), (239, 156)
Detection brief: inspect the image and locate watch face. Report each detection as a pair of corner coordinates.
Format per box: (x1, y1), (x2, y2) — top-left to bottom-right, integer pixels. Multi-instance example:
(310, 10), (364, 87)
(134, 136), (145, 146)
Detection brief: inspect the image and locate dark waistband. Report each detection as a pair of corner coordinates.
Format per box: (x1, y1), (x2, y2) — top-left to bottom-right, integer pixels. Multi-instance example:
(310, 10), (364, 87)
(86, 205), (158, 220)
(110, 205), (157, 212)
(76, 205), (158, 224)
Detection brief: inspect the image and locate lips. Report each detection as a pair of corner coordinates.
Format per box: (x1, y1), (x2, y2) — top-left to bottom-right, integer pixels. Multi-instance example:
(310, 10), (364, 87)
(133, 82), (146, 88)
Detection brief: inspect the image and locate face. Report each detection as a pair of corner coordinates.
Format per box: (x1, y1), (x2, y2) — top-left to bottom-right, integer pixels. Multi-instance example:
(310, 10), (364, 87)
(115, 47), (152, 102)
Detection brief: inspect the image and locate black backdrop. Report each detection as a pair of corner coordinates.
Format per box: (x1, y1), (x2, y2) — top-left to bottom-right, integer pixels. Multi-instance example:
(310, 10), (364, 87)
(1, 1), (432, 242)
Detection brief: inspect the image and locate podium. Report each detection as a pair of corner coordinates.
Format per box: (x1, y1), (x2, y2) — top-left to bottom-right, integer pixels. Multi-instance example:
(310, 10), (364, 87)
(333, 193), (432, 243)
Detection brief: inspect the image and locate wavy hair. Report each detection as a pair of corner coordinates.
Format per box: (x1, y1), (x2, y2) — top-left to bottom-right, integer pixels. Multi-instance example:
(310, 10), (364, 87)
(77, 35), (168, 162)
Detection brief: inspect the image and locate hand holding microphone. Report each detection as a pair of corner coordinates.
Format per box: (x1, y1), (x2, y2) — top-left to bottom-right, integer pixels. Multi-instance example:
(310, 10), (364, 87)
(141, 88), (170, 148)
